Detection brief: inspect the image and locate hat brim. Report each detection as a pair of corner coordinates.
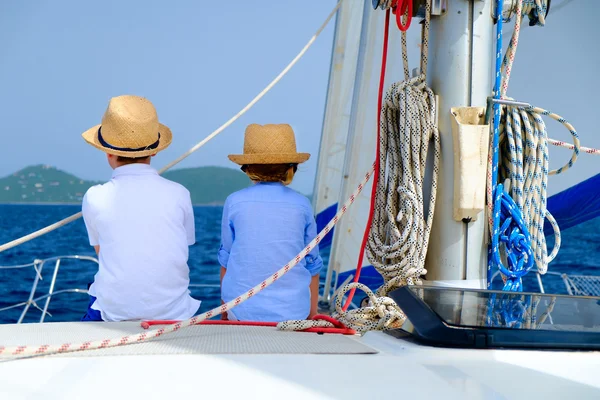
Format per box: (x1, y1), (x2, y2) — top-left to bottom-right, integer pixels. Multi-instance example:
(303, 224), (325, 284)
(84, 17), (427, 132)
(228, 152), (310, 165)
(81, 123), (172, 157)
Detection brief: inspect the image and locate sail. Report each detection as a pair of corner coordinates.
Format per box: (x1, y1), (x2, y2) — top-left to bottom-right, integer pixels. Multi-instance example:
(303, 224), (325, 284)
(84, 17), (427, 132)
(319, 5), (420, 299)
(544, 173), (600, 236)
(313, 0), (366, 249)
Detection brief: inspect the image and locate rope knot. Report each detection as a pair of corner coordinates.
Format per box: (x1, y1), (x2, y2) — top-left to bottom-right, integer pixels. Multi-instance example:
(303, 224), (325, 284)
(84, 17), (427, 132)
(332, 283), (406, 333)
(490, 183), (535, 291)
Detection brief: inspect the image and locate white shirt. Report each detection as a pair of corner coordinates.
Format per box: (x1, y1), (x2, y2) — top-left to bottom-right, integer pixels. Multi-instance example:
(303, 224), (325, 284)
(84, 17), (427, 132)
(82, 163), (200, 322)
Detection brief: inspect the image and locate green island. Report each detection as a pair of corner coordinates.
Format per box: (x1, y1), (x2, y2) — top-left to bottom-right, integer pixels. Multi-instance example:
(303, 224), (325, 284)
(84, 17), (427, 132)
(0, 165), (252, 205)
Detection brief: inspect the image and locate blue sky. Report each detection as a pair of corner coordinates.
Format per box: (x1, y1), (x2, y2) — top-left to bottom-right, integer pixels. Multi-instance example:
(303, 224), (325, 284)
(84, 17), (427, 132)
(0, 0), (338, 195)
(0, 0), (597, 196)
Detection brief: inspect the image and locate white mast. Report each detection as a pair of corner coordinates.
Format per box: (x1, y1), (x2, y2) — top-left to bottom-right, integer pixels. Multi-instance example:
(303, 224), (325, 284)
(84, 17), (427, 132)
(425, 0), (494, 287)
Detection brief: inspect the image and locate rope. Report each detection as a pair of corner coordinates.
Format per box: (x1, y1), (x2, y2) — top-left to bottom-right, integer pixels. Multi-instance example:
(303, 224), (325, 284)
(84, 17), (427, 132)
(0, 163), (375, 359)
(140, 316), (357, 335)
(0, 0), (343, 254)
(486, 0), (593, 290)
(318, 0), (437, 332)
(278, 283), (405, 334)
(366, 0), (438, 297)
(374, 1), (413, 32)
(340, 0), (436, 311)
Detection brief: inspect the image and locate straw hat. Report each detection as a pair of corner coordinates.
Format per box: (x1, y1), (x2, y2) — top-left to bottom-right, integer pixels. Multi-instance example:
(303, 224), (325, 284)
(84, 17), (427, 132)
(82, 95), (172, 157)
(228, 124), (310, 165)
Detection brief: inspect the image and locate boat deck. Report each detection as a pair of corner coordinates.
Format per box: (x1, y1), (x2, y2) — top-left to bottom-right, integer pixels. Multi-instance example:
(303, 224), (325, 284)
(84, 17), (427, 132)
(1, 322), (600, 399)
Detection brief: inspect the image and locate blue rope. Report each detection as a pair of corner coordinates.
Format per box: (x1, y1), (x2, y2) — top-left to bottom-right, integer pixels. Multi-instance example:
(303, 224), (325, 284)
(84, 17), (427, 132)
(486, 293), (532, 328)
(487, 0), (535, 292)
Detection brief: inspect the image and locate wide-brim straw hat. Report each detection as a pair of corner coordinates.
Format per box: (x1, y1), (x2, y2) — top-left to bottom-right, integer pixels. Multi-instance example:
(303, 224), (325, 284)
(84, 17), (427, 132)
(82, 95), (172, 157)
(228, 123), (310, 165)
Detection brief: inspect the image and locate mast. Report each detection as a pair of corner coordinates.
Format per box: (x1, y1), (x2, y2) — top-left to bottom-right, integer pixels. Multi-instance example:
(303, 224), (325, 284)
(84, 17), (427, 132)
(424, 0), (494, 287)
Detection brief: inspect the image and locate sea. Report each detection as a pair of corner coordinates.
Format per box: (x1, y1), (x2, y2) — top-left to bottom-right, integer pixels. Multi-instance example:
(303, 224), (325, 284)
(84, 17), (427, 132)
(0, 204), (598, 324)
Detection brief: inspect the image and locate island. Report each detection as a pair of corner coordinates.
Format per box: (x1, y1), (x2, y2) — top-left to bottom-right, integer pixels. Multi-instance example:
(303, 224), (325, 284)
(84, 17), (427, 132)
(0, 165), (251, 205)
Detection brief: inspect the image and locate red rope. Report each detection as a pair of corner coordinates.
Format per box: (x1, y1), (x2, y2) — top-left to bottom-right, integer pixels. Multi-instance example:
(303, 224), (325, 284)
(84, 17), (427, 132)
(394, 0), (413, 32)
(341, 9), (392, 312)
(140, 314), (356, 335)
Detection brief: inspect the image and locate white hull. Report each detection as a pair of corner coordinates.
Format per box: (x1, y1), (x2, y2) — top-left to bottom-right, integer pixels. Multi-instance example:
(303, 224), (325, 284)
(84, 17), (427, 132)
(0, 322), (598, 399)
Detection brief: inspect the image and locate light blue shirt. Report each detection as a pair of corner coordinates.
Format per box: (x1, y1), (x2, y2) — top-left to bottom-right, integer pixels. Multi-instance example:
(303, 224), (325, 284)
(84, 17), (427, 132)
(218, 182), (323, 322)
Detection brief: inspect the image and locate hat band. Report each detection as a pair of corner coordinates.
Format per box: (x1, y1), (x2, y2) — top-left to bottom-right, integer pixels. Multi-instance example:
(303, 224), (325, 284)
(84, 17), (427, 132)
(97, 127), (160, 152)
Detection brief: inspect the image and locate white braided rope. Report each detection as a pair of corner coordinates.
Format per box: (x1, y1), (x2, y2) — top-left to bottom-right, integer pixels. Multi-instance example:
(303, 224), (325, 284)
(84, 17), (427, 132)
(0, 0), (343, 254)
(0, 165), (374, 359)
(277, 283), (406, 334)
(366, 0), (438, 298)
(366, 75), (440, 295)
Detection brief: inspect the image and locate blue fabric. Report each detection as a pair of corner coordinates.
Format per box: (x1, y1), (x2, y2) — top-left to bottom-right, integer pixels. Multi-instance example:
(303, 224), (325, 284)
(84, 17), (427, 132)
(315, 203), (337, 249)
(81, 295), (103, 322)
(544, 173), (600, 236)
(218, 182), (323, 322)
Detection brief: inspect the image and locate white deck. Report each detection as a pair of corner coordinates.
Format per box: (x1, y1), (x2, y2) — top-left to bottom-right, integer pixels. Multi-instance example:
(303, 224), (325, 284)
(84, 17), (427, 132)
(0, 322), (599, 399)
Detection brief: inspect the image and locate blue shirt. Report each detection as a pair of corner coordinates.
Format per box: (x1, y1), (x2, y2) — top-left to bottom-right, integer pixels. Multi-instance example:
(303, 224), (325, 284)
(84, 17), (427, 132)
(218, 182), (323, 322)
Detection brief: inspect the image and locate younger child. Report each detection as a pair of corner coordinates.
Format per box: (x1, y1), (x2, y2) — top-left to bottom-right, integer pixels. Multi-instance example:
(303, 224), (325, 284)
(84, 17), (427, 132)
(218, 123), (323, 322)
(80, 95), (200, 322)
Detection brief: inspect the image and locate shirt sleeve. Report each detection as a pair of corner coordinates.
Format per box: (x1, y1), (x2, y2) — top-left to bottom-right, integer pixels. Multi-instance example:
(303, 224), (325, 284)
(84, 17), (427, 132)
(218, 197), (234, 268)
(81, 190), (99, 247)
(183, 190), (196, 246)
(304, 207), (324, 277)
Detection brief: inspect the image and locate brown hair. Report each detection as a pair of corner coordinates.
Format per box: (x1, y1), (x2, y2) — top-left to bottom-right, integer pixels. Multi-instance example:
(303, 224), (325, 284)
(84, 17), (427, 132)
(116, 155), (151, 165)
(242, 164), (297, 185)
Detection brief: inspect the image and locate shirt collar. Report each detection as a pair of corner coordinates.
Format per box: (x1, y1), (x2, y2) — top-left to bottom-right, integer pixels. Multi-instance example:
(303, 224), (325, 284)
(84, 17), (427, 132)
(111, 163), (158, 179)
(256, 182), (284, 186)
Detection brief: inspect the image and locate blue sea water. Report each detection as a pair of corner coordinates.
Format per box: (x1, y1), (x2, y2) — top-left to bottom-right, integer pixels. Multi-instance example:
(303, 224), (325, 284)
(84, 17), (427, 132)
(0, 204), (598, 324)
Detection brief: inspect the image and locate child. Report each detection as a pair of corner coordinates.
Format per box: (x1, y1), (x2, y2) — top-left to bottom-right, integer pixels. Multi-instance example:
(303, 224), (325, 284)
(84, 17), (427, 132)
(80, 95), (200, 322)
(218, 123), (323, 322)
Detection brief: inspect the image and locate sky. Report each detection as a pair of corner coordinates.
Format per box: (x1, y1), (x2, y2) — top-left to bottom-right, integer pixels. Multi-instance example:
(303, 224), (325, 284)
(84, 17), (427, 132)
(0, 0), (338, 195)
(0, 0), (597, 196)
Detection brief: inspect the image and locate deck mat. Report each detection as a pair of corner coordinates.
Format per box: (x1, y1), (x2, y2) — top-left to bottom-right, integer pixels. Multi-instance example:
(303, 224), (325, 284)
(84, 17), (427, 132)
(0, 321), (378, 358)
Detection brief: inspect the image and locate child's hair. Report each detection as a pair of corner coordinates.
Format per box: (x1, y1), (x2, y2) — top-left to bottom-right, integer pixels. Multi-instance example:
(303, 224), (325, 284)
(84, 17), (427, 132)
(116, 156), (151, 164)
(242, 164), (297, 185)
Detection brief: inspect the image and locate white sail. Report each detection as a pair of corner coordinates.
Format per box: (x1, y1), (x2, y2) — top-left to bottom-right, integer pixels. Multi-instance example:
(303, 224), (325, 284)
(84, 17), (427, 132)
(312, 1), (365, 220)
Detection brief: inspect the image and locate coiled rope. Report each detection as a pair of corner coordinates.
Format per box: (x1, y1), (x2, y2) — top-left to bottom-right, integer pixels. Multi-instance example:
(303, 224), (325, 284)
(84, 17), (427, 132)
(360, 0), (438, 302)
(0, 0), (343, 254)
(487, 0), (599, 290)
(366, 4), (439, 297)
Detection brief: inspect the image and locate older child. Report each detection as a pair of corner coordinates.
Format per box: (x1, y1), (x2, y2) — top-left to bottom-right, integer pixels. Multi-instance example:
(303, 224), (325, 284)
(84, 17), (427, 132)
(219, 123), (323, 322)
(80, 95), (200, 321)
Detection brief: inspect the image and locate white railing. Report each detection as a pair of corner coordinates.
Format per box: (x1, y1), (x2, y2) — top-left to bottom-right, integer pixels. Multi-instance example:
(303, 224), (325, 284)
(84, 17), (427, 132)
(0, 255), (98, 323)
(490, 269), (600, 297)
(0, 255), (222, 324)
(2, 255), (597, 324)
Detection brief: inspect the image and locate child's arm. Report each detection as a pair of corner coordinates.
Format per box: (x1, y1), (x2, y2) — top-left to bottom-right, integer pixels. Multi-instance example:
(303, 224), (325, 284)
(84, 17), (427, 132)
(82, 190), (100, 255)
(303, 205), (324, 319)
(220, 266), (228, 320)
(309, 274), (319, 319)
(218, 198), (233, 321)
